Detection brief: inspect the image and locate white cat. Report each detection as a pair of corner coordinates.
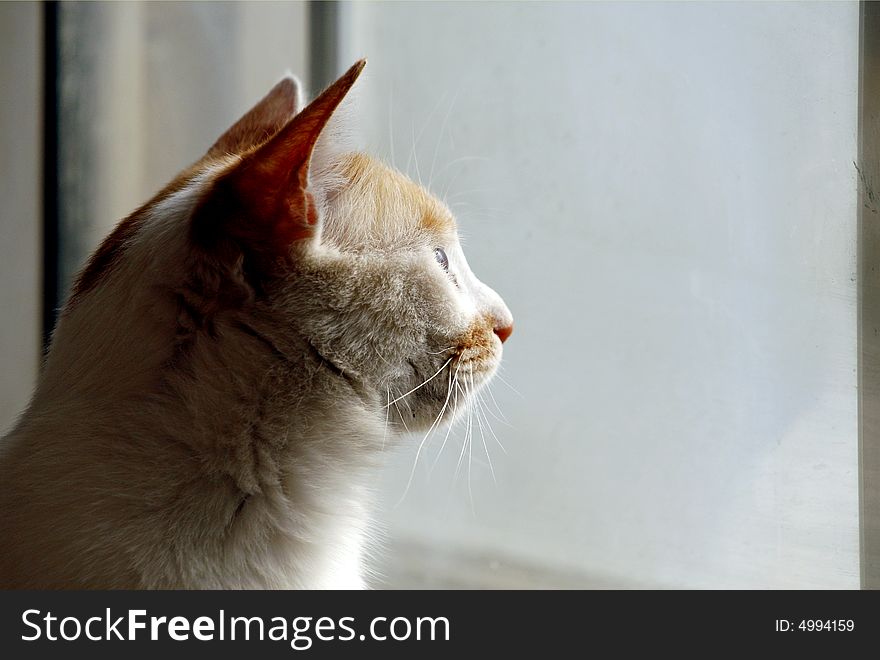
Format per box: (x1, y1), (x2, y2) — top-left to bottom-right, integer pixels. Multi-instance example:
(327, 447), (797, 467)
(0, 61), (512, 589)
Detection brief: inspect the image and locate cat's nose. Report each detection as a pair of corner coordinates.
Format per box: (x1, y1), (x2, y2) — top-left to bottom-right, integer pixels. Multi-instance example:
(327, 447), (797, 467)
(494, 323), (513, 344)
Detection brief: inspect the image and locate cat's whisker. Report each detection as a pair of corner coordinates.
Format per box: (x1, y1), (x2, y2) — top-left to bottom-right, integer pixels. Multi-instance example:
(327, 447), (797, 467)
(372, 345), (394, 367)
(424, 365), (456, 481)
(432, 155), (490, 184)
(391, 393), (411, 434)
(446, 206), (504, 225)
(466, 391), (475, 517)
(443, 178), (496, 207)
(387, 81), (396, 169)
(411, 88), (450, 184)
(408, 123), (424, 187)
(481, 406), (508, 457)
(396, 364), (457, 507)
(445, 194), (501, 208)
(405, 121), (415, 181)
(494, 371), (524, 399)
(381, 387), (390, 451)
(425, 345), (456, 356)
(472, 375), (496, 486)
(440, 152), (490, 202)
(428, 90), (460, 191)
(429, 362), (462, 476)
(452, 379), (470, 485)
(480, 383), (512, 427)
(452, 373), (475, 511)
(447, 201), (480, 212)
(445, 187), (494, 203)
(473, 379), (503, 421)
(448, 205), (503, 221)
(447, 204), (477, 216)
(384, 357), (452, 408)
(441, 165), (467, 203)
(475, 387), (507, 455)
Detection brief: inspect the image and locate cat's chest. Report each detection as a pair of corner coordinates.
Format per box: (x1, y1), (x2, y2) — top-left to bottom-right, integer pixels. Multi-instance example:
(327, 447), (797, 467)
(229, 498), (370, 589)
(297, 521), (369, 589)
(267, 467), (374, 589)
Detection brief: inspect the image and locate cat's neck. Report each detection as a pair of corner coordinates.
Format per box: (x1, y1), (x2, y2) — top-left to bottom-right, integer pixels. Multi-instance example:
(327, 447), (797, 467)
(14, 312), (385, 588)
(30, 305), (386, 488)
(165, 318), (385, 491)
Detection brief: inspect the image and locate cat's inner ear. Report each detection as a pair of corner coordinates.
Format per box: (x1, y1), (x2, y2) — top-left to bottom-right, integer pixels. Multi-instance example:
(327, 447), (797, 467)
(193, 60), (365, 266)
(206, 75), (303, 159)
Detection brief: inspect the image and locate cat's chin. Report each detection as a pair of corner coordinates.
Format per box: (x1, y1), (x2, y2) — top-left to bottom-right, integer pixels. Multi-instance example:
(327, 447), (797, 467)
(447, 355), (501, 408)
(390, 355), (500, 435)
(455, 359), (498, 381)
(453, 344), (502, 378)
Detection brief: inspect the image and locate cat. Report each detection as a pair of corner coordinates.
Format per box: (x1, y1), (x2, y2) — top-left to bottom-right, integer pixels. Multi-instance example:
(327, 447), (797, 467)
(0, 60), (512, 589)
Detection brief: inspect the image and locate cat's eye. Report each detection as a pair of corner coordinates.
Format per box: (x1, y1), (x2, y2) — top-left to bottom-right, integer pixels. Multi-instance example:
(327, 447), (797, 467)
(433, 247), (449, 272)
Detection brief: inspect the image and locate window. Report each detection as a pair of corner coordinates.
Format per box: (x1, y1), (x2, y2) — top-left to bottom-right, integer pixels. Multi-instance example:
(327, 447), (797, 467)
(344, 1), (861, 589)
(0, 0), (870, 588)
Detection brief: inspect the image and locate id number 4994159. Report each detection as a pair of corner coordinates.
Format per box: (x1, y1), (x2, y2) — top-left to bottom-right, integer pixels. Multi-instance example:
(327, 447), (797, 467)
(775, 620), (854, 632)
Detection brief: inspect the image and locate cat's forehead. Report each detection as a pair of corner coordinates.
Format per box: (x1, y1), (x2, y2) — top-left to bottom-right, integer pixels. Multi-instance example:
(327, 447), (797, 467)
(323, 152), (456, 247)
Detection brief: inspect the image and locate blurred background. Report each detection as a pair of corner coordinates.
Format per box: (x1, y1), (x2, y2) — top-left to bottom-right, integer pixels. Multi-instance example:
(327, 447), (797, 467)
(0, 1), (863, 588)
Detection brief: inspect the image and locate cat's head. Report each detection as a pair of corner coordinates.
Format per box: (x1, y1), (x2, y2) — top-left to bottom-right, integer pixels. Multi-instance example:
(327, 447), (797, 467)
(60, 61), (512, 435)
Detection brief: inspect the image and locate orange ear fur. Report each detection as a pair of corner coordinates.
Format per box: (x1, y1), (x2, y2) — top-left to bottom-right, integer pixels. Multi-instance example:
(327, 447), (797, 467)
(192, 60), (366, 269)
(207, 76), (302, 159)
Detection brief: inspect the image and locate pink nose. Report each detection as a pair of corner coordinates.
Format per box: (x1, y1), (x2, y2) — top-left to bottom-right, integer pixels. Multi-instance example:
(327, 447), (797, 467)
(494, 324), (513, 344)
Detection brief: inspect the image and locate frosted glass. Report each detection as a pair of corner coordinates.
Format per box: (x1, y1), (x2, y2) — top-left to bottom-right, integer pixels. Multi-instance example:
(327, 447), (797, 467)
(346, 1), (861, 588)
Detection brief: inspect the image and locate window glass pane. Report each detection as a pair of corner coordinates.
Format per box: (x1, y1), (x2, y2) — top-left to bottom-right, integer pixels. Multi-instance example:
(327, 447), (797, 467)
(345, 1), (860, 588)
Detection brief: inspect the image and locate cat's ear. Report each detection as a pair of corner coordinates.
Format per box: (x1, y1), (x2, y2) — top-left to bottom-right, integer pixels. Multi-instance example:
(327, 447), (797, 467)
(193, 60), (365, 271)
(206, 75), (304, 158)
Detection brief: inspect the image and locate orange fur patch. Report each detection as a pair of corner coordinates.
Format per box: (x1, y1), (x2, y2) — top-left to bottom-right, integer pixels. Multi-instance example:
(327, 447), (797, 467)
(335, 153), (456, 239)
(456, 314), (496, 363)
(421, 208), (455, 234)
